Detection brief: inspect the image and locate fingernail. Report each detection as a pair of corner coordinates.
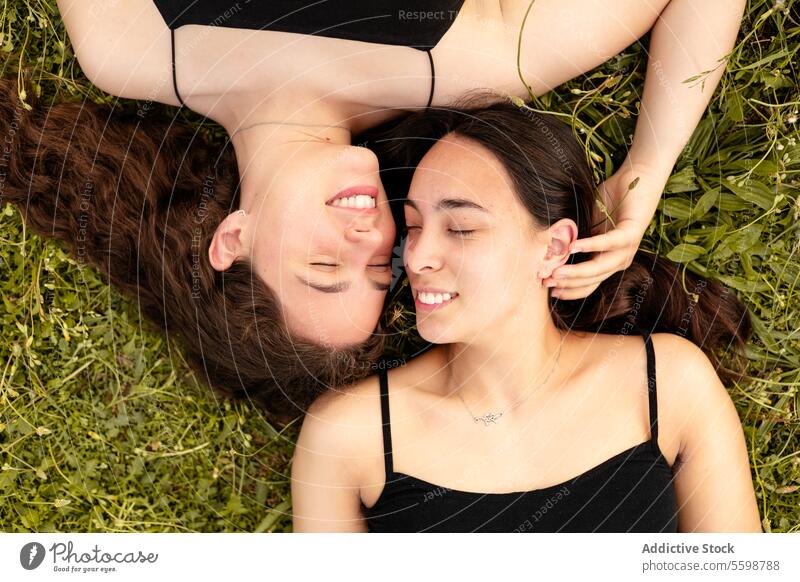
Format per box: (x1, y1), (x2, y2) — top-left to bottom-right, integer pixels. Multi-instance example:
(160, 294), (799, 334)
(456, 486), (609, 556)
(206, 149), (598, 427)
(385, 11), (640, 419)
(544, 280), (557, 287)
(570, 247), (581, 254)
(551, 289), (561, 297)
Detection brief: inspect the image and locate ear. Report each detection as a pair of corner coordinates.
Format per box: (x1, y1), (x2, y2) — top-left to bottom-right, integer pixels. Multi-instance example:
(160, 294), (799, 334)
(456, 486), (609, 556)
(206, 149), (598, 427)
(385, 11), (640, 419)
(537, 219), (578, 279)
(208, 210), (249, 271)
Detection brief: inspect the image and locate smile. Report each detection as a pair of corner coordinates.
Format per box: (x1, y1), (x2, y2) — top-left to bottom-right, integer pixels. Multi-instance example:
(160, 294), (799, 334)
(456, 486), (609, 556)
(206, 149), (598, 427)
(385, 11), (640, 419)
(326, 186), (379, 213)
(414, 288), (459, 311)
(331, 194), (375, 209)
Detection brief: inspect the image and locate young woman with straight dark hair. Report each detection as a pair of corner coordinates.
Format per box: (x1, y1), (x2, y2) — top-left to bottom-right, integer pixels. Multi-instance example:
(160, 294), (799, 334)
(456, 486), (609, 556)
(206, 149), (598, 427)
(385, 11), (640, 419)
(291, 97), (761, 532)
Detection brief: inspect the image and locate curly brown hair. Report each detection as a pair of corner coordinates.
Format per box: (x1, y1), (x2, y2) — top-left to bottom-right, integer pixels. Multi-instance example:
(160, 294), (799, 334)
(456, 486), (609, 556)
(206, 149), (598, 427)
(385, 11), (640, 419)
(0, 77), (385, 426)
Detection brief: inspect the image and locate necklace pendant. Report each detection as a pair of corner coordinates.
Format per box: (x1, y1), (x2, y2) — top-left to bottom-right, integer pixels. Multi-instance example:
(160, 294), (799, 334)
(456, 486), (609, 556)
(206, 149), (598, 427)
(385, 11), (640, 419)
(475, 412), (503, 426)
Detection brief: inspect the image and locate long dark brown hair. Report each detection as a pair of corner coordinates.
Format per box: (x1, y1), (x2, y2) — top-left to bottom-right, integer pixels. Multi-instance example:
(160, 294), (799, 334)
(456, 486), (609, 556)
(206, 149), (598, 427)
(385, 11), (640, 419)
(0, 77), (384, 425)
(359, 94), (752, 385)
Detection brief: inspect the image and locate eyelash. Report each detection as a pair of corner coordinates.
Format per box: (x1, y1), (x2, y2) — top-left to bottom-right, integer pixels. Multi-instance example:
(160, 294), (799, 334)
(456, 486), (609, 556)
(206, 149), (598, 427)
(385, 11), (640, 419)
(310, 262), (390, 268)
(402, 226), (475, 237)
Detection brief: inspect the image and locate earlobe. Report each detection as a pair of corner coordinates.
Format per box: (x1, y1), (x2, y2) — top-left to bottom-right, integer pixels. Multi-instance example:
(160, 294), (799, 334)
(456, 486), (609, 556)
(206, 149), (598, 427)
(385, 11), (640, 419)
(208, 211), (248, 271)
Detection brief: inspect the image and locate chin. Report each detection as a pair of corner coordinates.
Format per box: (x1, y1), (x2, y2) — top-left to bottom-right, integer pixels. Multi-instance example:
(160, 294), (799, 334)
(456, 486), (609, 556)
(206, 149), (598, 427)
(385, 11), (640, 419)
(416, 323), (458, 346)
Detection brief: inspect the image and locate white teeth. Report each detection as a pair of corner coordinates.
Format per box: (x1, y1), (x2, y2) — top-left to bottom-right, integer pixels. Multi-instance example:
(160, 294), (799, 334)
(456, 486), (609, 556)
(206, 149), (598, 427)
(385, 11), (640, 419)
(332, 194), (376, 209)
(418, 291), (457, 305)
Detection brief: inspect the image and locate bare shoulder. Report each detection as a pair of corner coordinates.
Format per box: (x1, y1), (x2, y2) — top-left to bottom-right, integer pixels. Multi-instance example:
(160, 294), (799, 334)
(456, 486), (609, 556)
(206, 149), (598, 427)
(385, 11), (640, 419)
(57, 0), (179, 105)
(648, 332), (740, 454)
(298, 354), (437, 472)
(649, 332), (723, 388)
(301, 374), (383, 440)
(291, 377), (384, 531)
(297, 374), (383, 476)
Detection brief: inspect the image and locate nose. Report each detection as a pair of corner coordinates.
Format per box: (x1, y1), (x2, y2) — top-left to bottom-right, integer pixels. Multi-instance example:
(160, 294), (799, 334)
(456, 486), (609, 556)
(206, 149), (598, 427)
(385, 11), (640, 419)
(344, 223), (384, 250)
(404, 228), (443, 274)
(347, 145), (381, 176)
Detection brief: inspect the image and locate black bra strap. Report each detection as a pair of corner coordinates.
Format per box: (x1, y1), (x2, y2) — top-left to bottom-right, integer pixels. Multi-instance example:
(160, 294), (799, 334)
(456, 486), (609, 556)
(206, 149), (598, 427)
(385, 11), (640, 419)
(170, 28), (185, 107)
(378, 367), (394, 478)
(641, 328), (660, 455)
(425, 49), (435, 108)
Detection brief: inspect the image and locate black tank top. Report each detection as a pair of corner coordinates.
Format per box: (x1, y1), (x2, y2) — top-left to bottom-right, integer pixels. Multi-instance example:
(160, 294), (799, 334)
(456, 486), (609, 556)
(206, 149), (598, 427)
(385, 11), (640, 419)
(153, 0), (467, 108)
(364, 329), (680, 532)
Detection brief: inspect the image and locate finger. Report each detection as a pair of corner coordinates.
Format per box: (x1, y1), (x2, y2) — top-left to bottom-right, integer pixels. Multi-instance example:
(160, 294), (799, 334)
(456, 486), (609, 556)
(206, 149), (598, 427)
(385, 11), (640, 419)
(570, 227), (635, 254)
(550, 282), (601, 300)
(551, 251), (628, 280)
(544, 274), (608, 289)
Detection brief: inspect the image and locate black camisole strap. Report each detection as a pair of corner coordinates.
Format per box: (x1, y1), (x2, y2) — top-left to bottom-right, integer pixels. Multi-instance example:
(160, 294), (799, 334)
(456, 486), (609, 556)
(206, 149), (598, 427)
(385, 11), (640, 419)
(170, 28), (185, 107)
(641, 327), (660, 456)
(424, 49), (435, 108)
(378, 367), (394, 478)
(167, 25), (432, 110)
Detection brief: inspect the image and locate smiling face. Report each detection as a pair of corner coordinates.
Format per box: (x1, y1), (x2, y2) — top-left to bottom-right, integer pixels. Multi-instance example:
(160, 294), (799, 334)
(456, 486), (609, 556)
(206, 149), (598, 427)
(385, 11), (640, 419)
(239, 142), (396, 347)
(403, 133), (575, 344)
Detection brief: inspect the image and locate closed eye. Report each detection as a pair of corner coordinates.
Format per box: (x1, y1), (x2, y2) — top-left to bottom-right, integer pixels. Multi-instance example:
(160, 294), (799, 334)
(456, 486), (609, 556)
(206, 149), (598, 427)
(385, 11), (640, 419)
(401, 226), (474, 237)
(311, 262), (389, 269)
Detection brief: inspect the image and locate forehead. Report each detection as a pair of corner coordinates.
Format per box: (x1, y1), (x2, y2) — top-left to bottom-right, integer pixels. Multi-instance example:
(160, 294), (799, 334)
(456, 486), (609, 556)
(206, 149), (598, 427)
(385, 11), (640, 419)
(409, 135), (516, 207)
(422, 134), (500, 169)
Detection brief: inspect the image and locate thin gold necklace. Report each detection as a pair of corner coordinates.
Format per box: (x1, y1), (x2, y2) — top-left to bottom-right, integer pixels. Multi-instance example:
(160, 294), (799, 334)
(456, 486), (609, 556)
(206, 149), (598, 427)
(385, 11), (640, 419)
(456, 332), (565, 427)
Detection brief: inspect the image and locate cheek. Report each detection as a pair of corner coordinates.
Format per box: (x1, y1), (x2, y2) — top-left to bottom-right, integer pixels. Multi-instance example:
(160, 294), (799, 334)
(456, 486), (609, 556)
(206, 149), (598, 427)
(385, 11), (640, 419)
(256, 196), (306, 249)
(294, 209), (342, 251)
(461, 246), (526, 303)
(382, 219), (397, 251)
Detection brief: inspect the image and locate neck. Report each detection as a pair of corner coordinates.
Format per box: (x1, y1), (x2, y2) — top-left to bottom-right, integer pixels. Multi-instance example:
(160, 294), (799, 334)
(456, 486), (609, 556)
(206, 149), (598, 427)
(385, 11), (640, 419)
(224, 98), (355, 210)
(441, 302), (571, 413)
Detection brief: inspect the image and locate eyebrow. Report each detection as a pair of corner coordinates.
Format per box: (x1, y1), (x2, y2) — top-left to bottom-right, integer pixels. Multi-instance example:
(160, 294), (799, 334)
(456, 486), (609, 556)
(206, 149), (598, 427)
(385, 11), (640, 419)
(403, 197), (489, 213)
(295, 275), (390, 293)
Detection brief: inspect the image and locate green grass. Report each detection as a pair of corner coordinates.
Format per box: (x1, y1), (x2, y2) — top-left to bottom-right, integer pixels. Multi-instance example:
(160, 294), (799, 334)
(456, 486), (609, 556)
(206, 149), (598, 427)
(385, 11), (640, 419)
(1, 0), (798, 532)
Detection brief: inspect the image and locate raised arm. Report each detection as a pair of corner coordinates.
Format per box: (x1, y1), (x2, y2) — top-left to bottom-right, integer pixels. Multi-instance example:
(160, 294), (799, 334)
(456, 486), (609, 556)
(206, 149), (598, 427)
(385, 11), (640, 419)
(57, 0), (180, 105)
(619, 0), (749, 186)
(543, 0), (748, 298)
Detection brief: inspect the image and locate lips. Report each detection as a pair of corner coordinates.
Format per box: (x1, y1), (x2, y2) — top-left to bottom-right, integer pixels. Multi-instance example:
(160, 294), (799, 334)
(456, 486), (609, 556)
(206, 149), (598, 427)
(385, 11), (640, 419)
(414, 287), (459, 312)
(327, 186), (378, 204)
(326, 185), (380, 214)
